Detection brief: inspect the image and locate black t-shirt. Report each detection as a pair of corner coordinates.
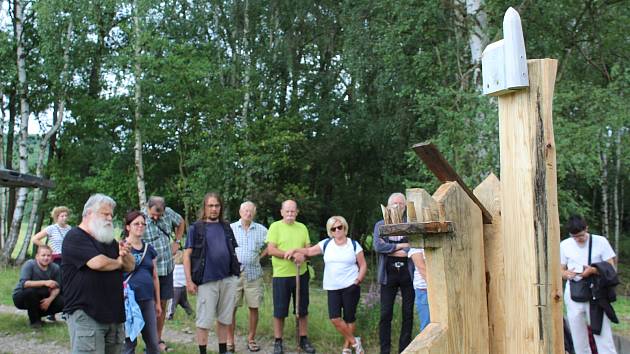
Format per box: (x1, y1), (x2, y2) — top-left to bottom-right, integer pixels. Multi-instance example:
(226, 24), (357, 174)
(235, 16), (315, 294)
(61, 227), (125, 323)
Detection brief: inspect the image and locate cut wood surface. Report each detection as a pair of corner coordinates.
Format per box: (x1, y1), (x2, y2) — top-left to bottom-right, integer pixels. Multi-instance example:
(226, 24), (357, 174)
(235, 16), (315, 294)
(412, 142), (493, 224)
(402, 182), (489, 354)
(474, 173), (506, 354)
(499, 59), (563, 354)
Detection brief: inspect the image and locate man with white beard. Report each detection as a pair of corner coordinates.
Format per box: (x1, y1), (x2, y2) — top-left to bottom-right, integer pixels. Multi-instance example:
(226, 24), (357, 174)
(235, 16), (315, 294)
(61, 194), (135, 353)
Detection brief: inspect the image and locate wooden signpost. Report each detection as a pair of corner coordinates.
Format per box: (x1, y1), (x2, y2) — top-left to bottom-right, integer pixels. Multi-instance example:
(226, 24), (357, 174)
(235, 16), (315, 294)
(378, 7), (564, 354)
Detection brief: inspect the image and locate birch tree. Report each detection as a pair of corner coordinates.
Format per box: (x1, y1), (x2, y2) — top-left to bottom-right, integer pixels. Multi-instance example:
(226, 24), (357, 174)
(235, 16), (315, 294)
(16, 19), (73, 263)
(2, 0), (30, 263)
(133, 0), (146, 209)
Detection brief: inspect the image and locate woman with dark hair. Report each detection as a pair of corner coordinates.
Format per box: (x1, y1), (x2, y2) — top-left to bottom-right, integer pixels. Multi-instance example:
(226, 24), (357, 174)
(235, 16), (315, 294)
(122, 210), (161, 354)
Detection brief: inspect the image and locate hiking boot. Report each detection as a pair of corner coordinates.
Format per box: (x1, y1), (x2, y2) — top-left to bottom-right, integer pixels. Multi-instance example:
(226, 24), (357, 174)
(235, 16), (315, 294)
(273, 340), (284, 354)
(300, 337), (316, 353)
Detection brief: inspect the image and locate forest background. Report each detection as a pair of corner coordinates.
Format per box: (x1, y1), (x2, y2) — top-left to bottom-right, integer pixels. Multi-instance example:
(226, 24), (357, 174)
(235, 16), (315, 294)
(0, 0), (628, 289)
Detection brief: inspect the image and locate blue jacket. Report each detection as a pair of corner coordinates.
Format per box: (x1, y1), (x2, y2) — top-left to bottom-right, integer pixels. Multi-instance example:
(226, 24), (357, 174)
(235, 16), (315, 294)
(373, 220), (415, 285)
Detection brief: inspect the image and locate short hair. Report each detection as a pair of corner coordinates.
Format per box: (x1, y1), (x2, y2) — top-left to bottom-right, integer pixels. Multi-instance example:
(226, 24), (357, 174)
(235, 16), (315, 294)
(198, 192), (224, 221)
(240, 201), (256, 210)
(326, 215), (349, 237)
(122, 210), (145, 237)
(566, 215), (588, 234)
(50, 206), (70, 222)
(281, 199), (298, 210)
(37, 245), (52, 254)
(387, 192), (406, 206)
(147, 196), (166, 213)
(82, 194), (116, 217)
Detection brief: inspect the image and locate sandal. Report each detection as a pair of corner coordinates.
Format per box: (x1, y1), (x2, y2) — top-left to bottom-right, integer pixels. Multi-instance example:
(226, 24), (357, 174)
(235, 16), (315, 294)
(159, 340), (173, 352)
(247, 340), (261, 352)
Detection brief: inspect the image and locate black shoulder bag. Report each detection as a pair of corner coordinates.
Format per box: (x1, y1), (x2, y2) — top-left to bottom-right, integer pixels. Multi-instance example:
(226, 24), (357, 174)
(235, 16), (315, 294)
(569, 235), (593, 302)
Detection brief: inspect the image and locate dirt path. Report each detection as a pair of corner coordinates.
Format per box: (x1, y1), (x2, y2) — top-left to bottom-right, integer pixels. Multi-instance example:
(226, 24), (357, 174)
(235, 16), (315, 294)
(0, 305), (305, 354)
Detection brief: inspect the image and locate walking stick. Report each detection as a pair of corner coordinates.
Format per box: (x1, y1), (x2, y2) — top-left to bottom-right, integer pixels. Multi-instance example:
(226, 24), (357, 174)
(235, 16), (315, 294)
(295, 260), (301, 352)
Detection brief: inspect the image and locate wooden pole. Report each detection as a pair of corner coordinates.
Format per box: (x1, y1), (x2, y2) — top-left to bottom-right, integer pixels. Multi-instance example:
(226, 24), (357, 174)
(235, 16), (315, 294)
(499, 59), (563, 354)
(473, 174), (506, 354)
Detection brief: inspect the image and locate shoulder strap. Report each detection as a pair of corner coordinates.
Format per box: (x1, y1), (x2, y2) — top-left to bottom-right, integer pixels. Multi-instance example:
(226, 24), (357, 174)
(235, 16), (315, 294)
(124, 243), (149, 284)
(587, 234), (593, 265)
(323, 238), (332, 254)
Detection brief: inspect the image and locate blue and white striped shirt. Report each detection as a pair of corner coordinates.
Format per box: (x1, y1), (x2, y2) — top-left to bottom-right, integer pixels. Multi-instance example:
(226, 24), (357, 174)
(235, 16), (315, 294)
(230, 220), (268, 281)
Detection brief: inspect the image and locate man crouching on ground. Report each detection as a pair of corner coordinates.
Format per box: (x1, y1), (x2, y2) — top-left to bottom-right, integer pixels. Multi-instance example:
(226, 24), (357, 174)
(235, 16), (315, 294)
(62, 194), (135, 353)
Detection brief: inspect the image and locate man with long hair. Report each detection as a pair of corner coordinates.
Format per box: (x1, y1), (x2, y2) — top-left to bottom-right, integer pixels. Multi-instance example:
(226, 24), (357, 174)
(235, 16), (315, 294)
(184, 192), (240, 354)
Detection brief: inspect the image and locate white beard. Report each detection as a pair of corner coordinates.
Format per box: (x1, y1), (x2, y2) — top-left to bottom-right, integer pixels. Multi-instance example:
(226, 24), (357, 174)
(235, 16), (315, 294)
(90, 216), (115, 244)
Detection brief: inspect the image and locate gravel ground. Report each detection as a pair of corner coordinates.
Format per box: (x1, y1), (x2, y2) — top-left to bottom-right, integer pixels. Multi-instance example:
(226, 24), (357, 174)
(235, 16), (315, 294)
(0, 305), (305, 354)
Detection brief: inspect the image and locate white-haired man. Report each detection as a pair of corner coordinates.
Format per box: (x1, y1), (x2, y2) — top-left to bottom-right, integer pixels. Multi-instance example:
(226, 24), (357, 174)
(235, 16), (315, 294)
(373, 192), (414, 354)
(227, 201), (268, 352)
(62, 194), (135, 353)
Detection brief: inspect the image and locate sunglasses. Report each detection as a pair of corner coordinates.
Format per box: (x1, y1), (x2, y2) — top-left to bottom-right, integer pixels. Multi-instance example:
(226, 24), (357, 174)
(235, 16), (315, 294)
(330, 225), (344, 232)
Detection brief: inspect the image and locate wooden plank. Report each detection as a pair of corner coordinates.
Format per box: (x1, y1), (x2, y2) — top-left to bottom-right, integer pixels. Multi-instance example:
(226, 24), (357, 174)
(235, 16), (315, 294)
(402, 323), (448, 354)
(412, 142), (493, 224)
(0, 169), (54, 188)
(378, 221), (454, 238)
(499, 59), (563, 354)
(431, 181), (489, 353)
(473, 173), (506, 354)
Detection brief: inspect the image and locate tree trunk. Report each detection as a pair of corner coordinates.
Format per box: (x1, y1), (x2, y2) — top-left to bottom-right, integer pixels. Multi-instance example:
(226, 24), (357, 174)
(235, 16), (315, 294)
(0, 88), (5, 249)
(612, 127), (623, 257)
(17, 20), (73, 264)
(599, 131), (610, 237)
(466, 0), (487, 88)
(2, 0), (32, 264)
(6, 92), (16, 238)
(133, 0), (147, 209)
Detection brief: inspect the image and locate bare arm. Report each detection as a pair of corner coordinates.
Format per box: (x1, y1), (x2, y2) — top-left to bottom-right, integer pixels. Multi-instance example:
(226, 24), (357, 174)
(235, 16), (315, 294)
(266, 242), (286, 258)
(285, 245), (322, 259)
(86, 255), (126, 271)
(24, 279), (58, 289)
(31, 229), (49, 247)
(410, 252), (427, 280)
(152, 258), (162, 316)
(183, 248), (197, 294)
(355, 251), (368, 285)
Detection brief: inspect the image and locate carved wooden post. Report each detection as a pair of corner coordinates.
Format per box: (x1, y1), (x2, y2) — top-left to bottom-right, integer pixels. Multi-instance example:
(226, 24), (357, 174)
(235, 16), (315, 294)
(499, 59), (563, 354)
(381, 183), (490, 354)
(473, 174), (506, 354)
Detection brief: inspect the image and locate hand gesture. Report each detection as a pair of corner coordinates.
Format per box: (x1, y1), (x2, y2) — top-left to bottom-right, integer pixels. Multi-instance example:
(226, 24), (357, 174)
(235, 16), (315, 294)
(119, 240), (131, 257)
(284, 249), (296, 260)
(292, 252), (306, 265)
(46, 280), (59, 289)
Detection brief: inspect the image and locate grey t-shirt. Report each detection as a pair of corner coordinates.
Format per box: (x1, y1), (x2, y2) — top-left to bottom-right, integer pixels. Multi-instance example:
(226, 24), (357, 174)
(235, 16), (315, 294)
(13, 259), (61, 296)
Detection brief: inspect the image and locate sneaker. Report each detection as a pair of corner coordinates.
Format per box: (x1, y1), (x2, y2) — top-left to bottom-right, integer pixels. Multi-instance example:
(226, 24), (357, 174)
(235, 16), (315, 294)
(273, 341), (284, 354)
(300, 338), (316, 353)
(352, 337), (364, 354)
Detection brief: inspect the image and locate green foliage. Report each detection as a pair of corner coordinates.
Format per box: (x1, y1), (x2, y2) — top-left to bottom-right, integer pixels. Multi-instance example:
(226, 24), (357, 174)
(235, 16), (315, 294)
(0, 0), (628, 263)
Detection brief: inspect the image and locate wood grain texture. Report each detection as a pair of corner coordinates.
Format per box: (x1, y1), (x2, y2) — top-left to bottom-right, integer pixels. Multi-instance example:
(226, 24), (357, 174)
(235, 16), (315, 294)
(499, 59), (563, 354)
(473, 173), (506, 354)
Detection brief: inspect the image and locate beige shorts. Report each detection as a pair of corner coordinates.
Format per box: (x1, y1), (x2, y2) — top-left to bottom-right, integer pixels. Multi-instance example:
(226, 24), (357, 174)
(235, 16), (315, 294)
(235, 274), (264, 308)
(196, 276), (238, 328)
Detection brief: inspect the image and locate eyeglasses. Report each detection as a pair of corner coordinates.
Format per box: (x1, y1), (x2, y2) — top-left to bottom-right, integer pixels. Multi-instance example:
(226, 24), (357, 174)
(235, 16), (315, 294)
(131, 222), (146, 227)
(330, 225), (344, 232)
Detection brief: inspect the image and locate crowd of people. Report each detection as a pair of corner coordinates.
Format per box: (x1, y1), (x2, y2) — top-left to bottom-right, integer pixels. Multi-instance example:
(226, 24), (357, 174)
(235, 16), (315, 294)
(12, 192), (619, 354)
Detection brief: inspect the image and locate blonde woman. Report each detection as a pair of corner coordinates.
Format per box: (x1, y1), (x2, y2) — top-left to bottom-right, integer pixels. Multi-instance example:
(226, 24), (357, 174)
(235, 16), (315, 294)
(32, 206), (71, 265)
(285, 216), (367, 354)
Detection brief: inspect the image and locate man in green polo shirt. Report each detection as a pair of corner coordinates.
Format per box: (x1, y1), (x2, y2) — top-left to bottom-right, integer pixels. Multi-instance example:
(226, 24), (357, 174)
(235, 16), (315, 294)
(266, 200), (316, 354)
